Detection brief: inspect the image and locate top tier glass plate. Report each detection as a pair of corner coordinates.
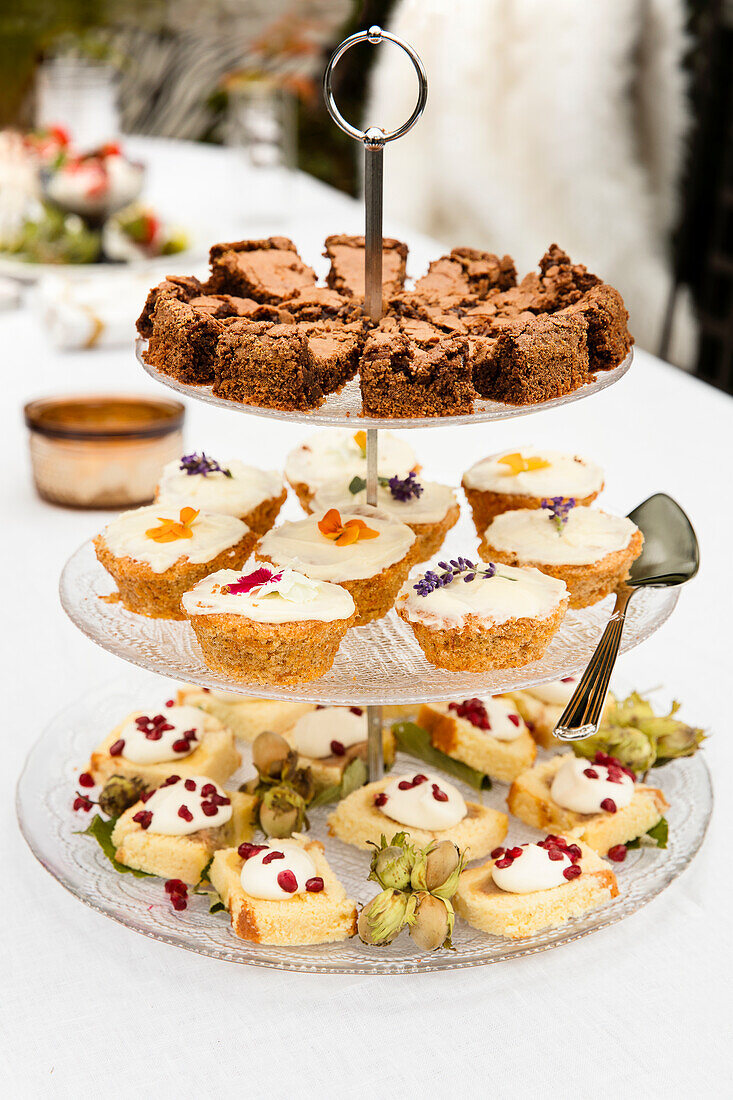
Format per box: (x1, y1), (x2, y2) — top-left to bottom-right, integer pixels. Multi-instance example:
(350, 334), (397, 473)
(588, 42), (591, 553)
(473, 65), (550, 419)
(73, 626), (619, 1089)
(136, 337), (633, 430)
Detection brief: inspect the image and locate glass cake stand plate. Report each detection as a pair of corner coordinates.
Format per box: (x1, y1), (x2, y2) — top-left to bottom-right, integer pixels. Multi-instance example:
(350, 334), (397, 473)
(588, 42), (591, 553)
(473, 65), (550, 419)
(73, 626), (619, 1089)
(60, 539), (679, 705)
(17, 678), (712, 974)
(136, 337), (633, 429)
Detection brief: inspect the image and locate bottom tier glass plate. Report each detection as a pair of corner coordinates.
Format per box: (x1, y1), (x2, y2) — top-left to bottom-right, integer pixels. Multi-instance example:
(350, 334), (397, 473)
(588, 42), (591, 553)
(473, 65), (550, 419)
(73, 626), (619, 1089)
(60, 541), (680, 704)
(17, 679), (712, 974)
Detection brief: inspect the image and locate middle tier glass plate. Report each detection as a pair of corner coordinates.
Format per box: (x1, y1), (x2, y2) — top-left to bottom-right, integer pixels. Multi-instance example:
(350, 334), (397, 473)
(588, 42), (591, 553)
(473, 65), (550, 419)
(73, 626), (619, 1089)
(61, 540), (679, 704)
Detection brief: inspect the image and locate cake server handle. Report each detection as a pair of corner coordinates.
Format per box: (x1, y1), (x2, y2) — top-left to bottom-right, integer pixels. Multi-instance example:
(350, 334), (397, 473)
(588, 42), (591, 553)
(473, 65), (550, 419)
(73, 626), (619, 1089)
(554, 585), (636, 741)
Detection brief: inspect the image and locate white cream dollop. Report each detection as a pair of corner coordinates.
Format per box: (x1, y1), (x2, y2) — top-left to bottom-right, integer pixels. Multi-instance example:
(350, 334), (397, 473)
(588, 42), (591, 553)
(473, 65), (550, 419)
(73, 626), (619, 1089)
(483, 507), (639, 566)
(181, 567), (355, 623)
(463, 448), (604, 498)
(142, 776), (232, 836)
(491, 843), (574, 893)
(377, 773), (467, 830)
(157, 458), (283, 519)
(525, 678), (578, 706)
(439, 697), (526, 742)
(101, 504), (248, 573)
(550, 755), (635, 814)
(285, 429), (417, 492)
(287, 707), (366, 759)
(240, 840), (318, 900)
(118, 705), (206, 764)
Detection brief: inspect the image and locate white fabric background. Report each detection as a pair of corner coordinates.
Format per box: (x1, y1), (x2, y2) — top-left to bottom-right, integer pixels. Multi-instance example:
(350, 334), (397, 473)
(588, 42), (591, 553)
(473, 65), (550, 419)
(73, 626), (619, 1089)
(2, 140), (730, 1097)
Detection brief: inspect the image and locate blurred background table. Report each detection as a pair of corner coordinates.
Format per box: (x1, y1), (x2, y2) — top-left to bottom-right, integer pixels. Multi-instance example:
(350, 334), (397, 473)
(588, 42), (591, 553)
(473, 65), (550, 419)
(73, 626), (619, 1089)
(3, 137), (731, 1098)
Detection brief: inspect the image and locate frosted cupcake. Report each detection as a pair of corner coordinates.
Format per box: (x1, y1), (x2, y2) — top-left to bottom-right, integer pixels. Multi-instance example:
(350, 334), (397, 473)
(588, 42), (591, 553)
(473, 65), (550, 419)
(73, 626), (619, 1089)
(396, 557), (569, 671)
(182, 565), (356, 684)
(462, 448), (604, 535)
(311, 472), (459, 563)
(94, 504), (255, 619)
(156, 452), (286, 535)
(478, 502), (643, 608)
(284, 428), (418, 510)
(256, 505), (416, 625)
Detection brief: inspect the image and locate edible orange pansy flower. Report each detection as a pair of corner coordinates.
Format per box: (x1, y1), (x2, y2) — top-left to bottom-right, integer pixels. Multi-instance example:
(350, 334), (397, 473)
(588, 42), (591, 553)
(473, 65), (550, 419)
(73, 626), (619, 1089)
(498, 452), (551, 476)
(317, 508), (379, 547)
(353, 430), (367, 455)
(145, 506), (200, 543)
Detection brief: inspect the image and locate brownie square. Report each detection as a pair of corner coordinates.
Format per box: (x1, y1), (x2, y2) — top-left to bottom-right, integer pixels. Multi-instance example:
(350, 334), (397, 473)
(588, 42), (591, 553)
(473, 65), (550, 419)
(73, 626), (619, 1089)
(213, 321), (324, 411)
(563, 284), (632, 371)
(388, 292), (468, 336)
(473, 313), (590, 405)
(300, 321), (364, 394)
(136, 274), (204, 338)
(414, 249), (516, 301)
(279, 286), (362, 323)
(208, 237), (316, 302)
(360, 330), (473, 418)
(324, 234), (408, 299)
(143, 296), (222, 384)
(534, 244), (601, 311)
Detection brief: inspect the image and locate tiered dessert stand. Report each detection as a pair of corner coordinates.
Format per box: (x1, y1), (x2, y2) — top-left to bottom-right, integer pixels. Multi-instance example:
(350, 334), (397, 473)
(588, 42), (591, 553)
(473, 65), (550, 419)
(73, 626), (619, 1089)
(19, 30), (712, 973)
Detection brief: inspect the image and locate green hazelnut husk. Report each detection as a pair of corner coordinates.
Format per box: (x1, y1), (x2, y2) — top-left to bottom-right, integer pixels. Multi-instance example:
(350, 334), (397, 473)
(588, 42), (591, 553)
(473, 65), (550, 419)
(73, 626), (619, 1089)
(358, 889), (410, 945)
(368, 833), (415, 891)
(572, 725), (657, 774)
(408, 893), (454, 951)
(258, 785), (306, 838)
(98, 775), (145, 817)
(638, 716), (706, 763)
(252, 731), (297, 780)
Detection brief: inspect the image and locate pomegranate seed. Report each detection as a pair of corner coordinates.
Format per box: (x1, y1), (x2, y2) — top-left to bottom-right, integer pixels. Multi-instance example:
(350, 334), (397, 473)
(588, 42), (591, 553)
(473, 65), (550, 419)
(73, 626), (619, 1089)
(546, 834), (566, 845)
(349, 707), (363, 716)
(566, 844), (582, 862)
(163, 775), (180, 785)
(201, 801), (219, 817)
(202, 687), (211, 693)
(238, 842), (267, 860)
(277, 870), (298, 893)
(178, 805), (193, 822)
(132, 810), (152, 829)
(583, 768), (599, 779)
(561, 677), (575, 683)
(508, 847), (523, 859)
(135, 716), (149, 726)
(600, 798), (617, 814)
(201, 783), (216, 798)
(262, 851), (285, 864)
(165, 699), (175, 707)
(172, 739), (190, 753)
(563, 865), (582, 880)
(158, 724), (174, 733)
(330, 740), (345, 756)
(432, 784), (448, 802)
(449, 698), (490, 730)
(140, 790), (153, 803)
(144, 728), (163, 741)
(608, 845), (627, 862)
(78, 772), (94, 788)
(184, 729), (197, 742)
(398, 780), (414, 791)
(374, 793), (387, 807)
(165, 879), (187, 895)
(306, 877), (324, 892)
(412, 774), (428, 784)
(495, 857), (513, 868)
(508, 714), (520, 726)
(109, 739), (125, 756)
(547, 848), (565, 861)
(171, 895), (187, 911)
(152, 714), (166, 725)
(607, 774), (623, 784)
(73, 795), (92, 812)
(491, 847), (505, 859)
(184, 779), (196, 791)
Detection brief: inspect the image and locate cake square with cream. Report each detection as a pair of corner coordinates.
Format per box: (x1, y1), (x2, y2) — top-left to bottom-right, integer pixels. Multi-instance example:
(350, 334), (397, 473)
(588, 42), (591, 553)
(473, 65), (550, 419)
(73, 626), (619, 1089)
(177, 686), (314, 743)
(507, 679), (615, 748)
(416, 696), (537, 783)
(281, 706), (395, 793)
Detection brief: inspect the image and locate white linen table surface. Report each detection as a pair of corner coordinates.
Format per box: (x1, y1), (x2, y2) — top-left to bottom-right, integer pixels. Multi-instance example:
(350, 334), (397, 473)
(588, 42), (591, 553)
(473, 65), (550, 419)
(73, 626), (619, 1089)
(1, 138), (731, 1099)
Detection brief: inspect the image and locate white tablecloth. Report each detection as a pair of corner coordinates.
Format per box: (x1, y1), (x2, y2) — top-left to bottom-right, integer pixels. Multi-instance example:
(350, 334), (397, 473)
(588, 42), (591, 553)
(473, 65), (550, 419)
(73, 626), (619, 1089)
(3, 139), (731, 1098)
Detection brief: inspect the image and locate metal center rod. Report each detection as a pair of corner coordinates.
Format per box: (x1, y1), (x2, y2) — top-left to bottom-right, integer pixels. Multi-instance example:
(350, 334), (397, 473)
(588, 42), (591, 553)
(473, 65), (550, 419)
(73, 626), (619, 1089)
(364, 136), (384, 323)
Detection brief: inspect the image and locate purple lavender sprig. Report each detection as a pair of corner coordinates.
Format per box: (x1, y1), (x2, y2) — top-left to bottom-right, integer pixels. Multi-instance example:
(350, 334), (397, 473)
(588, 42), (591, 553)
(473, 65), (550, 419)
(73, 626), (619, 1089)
(542, 496), (576, 534)
(179, 452), (232, 478)
(387, 471), (423, 502)
(413, 558), (497, 597)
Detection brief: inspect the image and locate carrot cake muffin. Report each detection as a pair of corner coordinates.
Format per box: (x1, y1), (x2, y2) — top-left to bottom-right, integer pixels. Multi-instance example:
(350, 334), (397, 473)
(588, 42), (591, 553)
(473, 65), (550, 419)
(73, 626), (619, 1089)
(416, 696), (537, 783)
(87, 703), (240, 788)
(327, 771), (507, 859)
(507, 753), (669, 857)
(396, 558), (569, 671)
(209, 836), (357, 945)
(281, 706), (395, 793)
(311, 472), (459, 564)
(324, 234), (408, 300)
(256, 505), (416, 625)
(177, 685), (314, 742)
(156, 452), (286, 536)
(507, 679), (616, 749)
(94, 504), (254, 619)
(182, 565), (356, 684)
(284, 428), (418, 510)
(479, 502), (643, 609)
(462, 447), (605, 534)
(455, 836), (618, 939)
(111, 775), (258, 884)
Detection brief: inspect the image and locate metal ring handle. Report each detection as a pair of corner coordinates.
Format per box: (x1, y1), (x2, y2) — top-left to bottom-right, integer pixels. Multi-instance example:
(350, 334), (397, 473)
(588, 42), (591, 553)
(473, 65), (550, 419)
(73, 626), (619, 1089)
(323, 25), (427, 144)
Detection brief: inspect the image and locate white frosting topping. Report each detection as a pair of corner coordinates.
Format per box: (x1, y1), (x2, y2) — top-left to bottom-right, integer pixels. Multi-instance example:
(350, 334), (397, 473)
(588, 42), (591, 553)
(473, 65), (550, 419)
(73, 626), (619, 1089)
(240, 840), (318, 899)
(484, 507), (639, 566)
(435, 697), (526, 741)
(157, 458), (283, 519)
(258, 506), (415, 582)
(491, 843), (574, 893)
(101, 505), (248, 573)
(140, 775), (232, 835)
(285, 430), (417, 491)
(312, 478), (457, 527)
(397, 564), (567, 629)
(463, 447), (604, 497)
(118, 705), (206, 764)
(287, 707), (366, 758)
(550, 755), (635, 814)
(181, 566), (355, 623)
(377, 773), (467, 830)
(525, 678), (578, 706)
